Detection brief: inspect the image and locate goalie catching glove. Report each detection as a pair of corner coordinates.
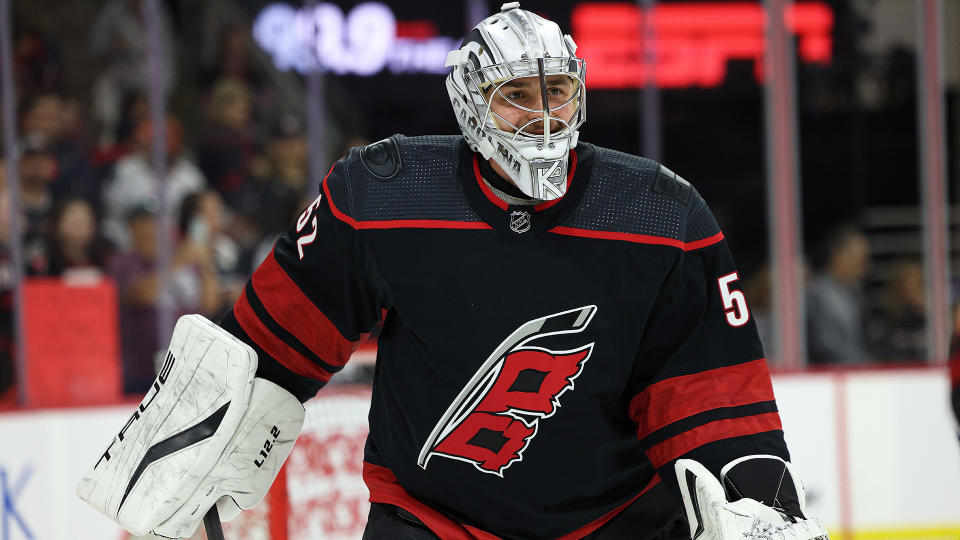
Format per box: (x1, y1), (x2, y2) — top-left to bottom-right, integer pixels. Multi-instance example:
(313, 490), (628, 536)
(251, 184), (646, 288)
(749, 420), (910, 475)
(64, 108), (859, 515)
(676, 455), (830, 540)
(76, 315), (305, 538)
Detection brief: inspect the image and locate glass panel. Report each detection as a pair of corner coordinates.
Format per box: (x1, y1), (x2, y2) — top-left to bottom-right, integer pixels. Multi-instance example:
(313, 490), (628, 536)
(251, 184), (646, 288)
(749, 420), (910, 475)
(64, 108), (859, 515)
(798, 0), (923, 366)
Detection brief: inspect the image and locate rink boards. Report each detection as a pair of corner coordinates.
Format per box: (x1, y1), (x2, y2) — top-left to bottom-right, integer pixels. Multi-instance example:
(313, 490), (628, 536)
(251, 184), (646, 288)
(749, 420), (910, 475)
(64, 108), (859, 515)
(0, 366), (957, 540)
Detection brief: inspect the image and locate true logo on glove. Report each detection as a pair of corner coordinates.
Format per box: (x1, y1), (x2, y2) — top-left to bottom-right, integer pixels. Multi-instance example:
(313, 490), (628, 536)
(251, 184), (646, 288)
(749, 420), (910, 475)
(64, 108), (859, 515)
(95, 352), (177, 469)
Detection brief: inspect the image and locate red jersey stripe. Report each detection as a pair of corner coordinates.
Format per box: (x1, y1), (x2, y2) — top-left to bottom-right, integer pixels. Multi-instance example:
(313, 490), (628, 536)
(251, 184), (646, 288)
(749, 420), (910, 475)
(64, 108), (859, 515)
(363, 461), (499, 540)
(683, 232), (726, 251)
(233, 288), (333, 383)
(352, 218), (492, 230)
(364, 461), (660, 540)
(549, 227), (725, 250)
(949, 344), (960, 387)
(555, 474), (660, 540)
(645, 412), (783, 469)
(251, 251), (354, 368)
(630, 358), (775, 439)
(472, 154), (509, 210)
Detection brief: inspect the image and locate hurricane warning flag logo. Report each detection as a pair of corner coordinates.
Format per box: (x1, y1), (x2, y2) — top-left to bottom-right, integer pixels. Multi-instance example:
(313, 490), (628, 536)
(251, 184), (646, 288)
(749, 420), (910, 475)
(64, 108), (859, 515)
(417, 306), (597, 476)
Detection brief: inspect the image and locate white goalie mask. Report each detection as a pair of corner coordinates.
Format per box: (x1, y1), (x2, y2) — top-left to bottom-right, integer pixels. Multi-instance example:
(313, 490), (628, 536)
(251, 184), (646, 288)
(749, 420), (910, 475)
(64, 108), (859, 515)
(446, 2), (586, 200)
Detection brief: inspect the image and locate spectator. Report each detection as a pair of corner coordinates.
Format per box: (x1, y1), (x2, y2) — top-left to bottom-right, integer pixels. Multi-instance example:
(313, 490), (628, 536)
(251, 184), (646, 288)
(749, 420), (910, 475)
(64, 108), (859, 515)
(18, 137), (58, 275)
(867, 260), (926, 362)
(806, 225), (871, 365)
(92, 91), (148, 172)
(234, 114), (309, 239)
(178, 190), (244, 313)
(19, 93), (97, 205)
(250, 192), (317, 270)
(109, 203), (219, 393)
(43, 198), (111, 279)
(0, 175), (15, 403)
(12, 23), (62, 99)
(744, 263), (774, 357)
(197, 78), (259, 200)
(101, 115), (205, 248)
(199, 23), (266, 93)
(89, 0), (176, 147)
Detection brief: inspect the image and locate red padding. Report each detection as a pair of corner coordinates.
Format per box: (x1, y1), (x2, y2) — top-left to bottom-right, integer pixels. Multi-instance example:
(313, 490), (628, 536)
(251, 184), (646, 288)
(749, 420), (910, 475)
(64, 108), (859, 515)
(362, 462), (499, 540)
(363, 461), (661, 540)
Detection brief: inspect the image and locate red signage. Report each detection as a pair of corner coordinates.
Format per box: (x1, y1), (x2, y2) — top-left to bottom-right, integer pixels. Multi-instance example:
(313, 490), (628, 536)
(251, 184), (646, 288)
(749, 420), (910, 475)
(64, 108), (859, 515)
(23, 278), (122, 406)
(572, 2), (833, 88)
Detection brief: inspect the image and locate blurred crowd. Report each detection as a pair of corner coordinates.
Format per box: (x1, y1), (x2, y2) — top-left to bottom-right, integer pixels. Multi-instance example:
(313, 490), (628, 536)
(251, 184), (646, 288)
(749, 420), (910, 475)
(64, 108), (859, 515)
(0, 1), (350, 401)
(747, 224), (960, 367)
(0, 1), (955, 406)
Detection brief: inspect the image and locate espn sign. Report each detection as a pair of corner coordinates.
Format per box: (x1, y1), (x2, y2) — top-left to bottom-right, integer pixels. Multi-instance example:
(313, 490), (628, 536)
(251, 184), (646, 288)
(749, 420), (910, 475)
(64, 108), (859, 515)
(571, 2), (834, 88)
(253, 2), (833, 87)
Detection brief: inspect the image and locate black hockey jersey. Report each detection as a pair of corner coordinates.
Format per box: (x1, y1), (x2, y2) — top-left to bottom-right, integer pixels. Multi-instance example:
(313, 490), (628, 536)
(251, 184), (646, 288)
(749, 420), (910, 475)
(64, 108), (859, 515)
(220, 135), (789, 539)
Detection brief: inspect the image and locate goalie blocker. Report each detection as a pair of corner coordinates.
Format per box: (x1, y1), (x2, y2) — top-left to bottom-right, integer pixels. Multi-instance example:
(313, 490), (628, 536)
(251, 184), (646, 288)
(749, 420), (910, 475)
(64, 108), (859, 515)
(77, 315), (305, 538)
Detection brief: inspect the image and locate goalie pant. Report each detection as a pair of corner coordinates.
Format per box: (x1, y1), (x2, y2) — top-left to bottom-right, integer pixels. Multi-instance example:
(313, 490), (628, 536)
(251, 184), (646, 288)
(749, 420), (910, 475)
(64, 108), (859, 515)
(219, 135), (791, 539)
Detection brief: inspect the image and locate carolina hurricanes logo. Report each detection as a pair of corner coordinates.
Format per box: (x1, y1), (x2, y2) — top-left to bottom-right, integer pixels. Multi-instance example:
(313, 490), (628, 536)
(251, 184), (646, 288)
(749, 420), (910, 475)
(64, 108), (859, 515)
(417, 305), (597, 476)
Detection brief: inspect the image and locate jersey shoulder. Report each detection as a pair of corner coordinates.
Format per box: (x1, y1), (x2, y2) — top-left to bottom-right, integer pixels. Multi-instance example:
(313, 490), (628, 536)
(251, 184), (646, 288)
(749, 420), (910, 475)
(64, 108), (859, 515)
(567, 144), (719, 245)
(323, 134), (483, 225)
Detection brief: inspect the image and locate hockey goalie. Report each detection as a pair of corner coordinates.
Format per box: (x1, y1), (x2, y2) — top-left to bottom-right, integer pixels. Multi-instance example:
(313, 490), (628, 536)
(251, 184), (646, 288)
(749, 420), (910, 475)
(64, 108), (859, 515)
(79, 2), (830, 538)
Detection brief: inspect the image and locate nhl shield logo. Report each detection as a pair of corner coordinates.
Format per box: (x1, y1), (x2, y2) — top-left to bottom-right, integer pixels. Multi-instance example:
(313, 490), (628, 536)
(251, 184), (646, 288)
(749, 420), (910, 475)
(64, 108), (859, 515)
(509, 211), (531, 233)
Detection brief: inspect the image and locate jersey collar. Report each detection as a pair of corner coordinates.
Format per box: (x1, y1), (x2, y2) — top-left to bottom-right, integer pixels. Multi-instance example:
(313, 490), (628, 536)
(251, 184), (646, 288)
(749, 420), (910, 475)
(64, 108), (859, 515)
(457, 139), (595, 237)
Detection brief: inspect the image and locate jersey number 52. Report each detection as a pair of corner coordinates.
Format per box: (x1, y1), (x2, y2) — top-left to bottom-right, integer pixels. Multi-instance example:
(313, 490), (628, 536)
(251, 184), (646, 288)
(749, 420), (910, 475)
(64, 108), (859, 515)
(717, 272), (750, 327)
(295, 194), (323, 260)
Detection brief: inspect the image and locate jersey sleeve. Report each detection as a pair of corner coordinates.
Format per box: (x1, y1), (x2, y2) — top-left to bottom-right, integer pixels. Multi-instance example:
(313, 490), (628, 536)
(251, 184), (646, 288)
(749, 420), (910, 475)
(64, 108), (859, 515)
(626, 197), (788, 495)
(220, 158), (386, 402)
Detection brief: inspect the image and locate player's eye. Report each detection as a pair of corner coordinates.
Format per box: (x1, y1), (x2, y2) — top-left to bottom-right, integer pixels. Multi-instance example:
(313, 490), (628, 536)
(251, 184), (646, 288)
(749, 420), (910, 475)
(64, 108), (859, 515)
(506, 91), (524, 100)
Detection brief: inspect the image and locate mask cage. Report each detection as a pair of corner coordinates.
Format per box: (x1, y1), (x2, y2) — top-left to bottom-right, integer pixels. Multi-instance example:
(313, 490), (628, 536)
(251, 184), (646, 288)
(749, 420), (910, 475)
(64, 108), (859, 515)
(465, 57), (586, 144)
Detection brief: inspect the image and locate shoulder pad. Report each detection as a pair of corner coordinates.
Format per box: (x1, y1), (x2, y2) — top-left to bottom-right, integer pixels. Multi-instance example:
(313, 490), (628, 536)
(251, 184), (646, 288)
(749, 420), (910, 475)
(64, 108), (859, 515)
(360, 138), (403, 179)
(652, 164), (692, 204)
(328, 135), (482, 225)
(563, 146), (716, 245)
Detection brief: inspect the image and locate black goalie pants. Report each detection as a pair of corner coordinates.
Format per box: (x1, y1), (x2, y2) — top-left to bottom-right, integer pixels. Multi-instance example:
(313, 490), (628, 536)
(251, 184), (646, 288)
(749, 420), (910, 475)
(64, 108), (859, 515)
(361, 496), (688, 539)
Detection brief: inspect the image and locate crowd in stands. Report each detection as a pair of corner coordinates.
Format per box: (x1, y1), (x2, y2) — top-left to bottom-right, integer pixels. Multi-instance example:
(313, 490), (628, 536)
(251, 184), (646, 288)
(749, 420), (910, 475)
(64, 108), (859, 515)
(0, 3), (954, 405)
(0, 4), (324, 401)
(748, 225), (949, 367)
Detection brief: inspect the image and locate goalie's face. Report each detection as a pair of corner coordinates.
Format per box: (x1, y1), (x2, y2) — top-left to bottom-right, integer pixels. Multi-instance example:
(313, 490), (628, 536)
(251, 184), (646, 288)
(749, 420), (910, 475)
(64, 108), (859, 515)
(482, 74), (579, 137)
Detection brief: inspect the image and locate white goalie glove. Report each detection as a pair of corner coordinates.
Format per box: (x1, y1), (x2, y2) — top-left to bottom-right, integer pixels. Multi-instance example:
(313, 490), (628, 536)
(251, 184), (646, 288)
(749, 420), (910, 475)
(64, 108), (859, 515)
(76, 315), (305, 538)
(676, 456), (830, 540)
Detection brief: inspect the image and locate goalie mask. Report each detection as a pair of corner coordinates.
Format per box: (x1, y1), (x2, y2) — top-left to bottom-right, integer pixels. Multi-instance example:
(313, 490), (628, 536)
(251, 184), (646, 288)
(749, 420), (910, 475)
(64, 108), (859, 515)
(446, 2), (586, 200)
